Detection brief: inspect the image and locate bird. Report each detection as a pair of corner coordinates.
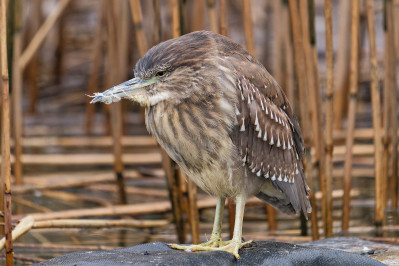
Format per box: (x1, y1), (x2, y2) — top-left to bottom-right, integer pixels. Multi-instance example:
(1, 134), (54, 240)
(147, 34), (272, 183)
(90, 30), (311, 259)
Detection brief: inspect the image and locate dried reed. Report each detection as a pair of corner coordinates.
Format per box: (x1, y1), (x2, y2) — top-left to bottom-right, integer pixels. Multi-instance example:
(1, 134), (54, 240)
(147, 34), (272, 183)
(342, 0), (360, 232)
(0, 0), (14, 263)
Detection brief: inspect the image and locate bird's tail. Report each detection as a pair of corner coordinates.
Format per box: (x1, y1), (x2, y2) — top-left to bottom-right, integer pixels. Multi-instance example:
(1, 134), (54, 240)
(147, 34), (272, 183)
(255, 192), (297, 215)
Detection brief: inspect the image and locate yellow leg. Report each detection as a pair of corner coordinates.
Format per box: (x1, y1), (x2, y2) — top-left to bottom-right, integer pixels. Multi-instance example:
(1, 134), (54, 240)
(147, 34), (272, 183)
(170, 194), (251, 259)
(205, 196), (225, 246)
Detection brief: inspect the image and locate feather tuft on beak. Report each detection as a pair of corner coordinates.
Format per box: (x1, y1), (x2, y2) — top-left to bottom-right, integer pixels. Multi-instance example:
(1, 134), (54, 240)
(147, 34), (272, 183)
(88, 77), (156, 105)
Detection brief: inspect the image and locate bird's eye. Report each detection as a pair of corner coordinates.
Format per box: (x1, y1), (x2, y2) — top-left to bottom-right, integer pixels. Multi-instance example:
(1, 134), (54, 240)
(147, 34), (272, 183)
(155, 71), (167, 77)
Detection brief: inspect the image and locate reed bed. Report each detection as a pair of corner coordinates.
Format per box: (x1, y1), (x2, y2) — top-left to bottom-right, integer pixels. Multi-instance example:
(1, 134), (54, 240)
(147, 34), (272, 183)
(0, 0), (398, 263)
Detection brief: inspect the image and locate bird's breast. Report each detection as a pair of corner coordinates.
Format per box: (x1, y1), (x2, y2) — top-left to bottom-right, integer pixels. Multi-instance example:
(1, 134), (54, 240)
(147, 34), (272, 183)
(145, 99), (244, 196)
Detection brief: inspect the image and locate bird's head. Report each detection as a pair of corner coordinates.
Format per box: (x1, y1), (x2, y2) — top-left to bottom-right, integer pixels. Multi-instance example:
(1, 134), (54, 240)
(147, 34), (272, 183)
(90, 31), (219, 107)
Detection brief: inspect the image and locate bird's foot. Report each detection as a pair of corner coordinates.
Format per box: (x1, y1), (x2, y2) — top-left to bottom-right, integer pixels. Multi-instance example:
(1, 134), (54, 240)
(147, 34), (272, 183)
(200, 235), (228, 248)
(170, 239), (252, 259)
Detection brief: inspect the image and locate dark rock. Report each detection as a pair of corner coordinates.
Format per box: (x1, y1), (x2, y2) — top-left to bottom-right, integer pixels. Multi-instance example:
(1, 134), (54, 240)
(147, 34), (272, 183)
(37, 239), (384, 266)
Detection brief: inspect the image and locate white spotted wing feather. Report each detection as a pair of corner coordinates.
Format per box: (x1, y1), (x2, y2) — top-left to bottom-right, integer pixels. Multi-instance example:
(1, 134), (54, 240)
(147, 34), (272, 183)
(232, 77), (311, 217)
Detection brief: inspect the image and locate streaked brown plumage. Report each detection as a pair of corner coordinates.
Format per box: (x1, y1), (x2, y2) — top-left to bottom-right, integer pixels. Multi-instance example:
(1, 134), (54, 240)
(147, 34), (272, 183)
(90, 30), (311, 258)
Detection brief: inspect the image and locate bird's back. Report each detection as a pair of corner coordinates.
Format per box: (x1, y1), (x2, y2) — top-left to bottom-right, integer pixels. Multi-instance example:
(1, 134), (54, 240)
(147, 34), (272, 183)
(212, 32), (305, 156)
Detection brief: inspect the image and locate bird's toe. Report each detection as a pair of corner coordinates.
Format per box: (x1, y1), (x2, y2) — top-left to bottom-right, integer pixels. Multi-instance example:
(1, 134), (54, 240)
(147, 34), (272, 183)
(169, 243), (190, 251)
(218, 240), (243, 259)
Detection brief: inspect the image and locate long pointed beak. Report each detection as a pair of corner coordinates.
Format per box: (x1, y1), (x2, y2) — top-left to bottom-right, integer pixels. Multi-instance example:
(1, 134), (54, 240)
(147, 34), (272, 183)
(89, 77), (154, 104)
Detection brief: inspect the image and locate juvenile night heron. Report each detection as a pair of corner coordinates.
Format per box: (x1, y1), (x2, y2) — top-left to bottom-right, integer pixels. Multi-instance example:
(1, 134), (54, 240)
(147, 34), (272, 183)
(90, 31), (311, 259)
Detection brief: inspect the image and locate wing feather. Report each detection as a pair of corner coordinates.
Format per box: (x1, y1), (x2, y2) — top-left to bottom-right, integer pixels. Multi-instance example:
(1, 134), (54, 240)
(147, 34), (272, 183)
(233, 77), (311, 217)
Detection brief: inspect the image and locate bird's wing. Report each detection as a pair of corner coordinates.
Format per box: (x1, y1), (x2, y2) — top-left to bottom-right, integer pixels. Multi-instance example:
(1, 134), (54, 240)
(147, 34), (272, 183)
(231, 77), (311, 217)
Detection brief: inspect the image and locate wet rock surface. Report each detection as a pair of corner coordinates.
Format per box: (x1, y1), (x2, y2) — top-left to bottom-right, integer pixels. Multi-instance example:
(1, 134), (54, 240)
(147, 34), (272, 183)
(301, 237), (399, 265)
